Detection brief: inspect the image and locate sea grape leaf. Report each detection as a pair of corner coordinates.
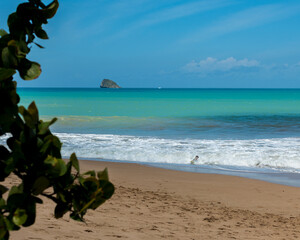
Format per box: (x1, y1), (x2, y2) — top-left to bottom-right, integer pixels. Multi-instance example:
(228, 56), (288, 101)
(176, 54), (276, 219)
(8, 186), (22, 197)
(18, 106), (36, 128)
(83, 170), (96, 177)
(7, 12), (20, 31)
(42, 0), (59, 19)
(70, 153), (79, 172)
(12, 208), (27, 226)
(7, 193), (26, 211)
(35, 28), (48, 39)
(0, 198), (5, 208)
(70, 212), (83, 222)
(54, 203), (68, 219)
(4, 157), (16, 176)
(2, 47), (18, 68)
(38, 118), (57, 135)
(22, 199), (36, 227)
(97, 168), (109, 181)
(32, 196), (43, 204)
(0, 214), (7, 238)
(0, 68), (16, 81)
(32, 176), (50, 195)
(4, 217), (20, 231)
(0, 1), (114, 237)
(99, 181), (114, 200)
(27, 101), (39, 124)
(19, 60), (41, 80)
(0, 29), (8, 37)
(0, 185), (8, 195)
(44, 156), (67, 177)
(57, 192), (67, 203)
(90, 196), (106, 210)
(82, 177), (99, 192)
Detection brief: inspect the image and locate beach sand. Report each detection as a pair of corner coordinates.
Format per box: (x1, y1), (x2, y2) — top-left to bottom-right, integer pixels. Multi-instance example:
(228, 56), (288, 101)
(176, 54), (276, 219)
(10, 160), (300, 239)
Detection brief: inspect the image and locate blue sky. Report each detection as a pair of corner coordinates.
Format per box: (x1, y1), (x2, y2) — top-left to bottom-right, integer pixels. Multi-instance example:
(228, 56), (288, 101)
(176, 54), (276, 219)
(1, 0), (300, 88)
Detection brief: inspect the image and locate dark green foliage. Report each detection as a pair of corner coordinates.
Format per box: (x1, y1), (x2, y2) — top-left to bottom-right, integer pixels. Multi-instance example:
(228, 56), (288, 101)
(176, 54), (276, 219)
(0, 1), (114, 239)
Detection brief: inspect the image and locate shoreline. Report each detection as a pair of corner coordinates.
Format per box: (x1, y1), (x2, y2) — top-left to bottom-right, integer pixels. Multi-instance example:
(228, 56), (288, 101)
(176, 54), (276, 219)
(78, 157), (300, 188)
(11, 159), (300, 239)
(145, 162), (300, 188)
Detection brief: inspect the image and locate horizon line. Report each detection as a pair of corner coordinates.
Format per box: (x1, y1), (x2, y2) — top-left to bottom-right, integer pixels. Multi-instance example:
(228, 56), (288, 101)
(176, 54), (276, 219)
(17, 87), (300, 89)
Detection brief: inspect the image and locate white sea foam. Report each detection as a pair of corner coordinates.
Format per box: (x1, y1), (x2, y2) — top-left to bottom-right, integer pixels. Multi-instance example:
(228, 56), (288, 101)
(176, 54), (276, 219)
(55, 133), (300, 172)
(1, 132), (299, 172)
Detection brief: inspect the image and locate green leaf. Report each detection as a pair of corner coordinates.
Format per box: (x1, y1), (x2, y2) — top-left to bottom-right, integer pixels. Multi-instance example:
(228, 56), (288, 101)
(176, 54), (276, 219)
(4, 156), (17, 176)
(35, 28), (48, 40)
(42, 0), (59, 19)
(70, 153), (79, 172)
(57, 192), (67, 203)
(21, 199), (36, 227)
(44, 155), (57, 166)
(32, 197), (43, 204)
(54, 203), (68, 219)
(0, 214), (7, 238)
(12, 208), (27, 226)
(70, 212), (83, 222)
(27, 101), (39, 124)
(38, 118), (57, 135)
(18, 101), (39, 128)
(32, 176), (50, 195)
(90, 196), (106, 210)
(7, 12), (18, 29)
(0, 29), (8, 37)
(0, 198), (5, 209)
(39, 135), (62, 158)
(0, 68), (16, 81)
(83, 170), (96, 177)
(50, 135), (62, 149)
(0, 185), (8, 195)
(37, 137), (43, 148)
(7, 40), (28, 58)
(82, 177), (99, 192)
(8, 186), (22, 197)
(18, 106), (36, 128)
(44, 156), (67, 177)
(17, 40), (30, 55)
(99, 181), (115, 200)
(7, 193), (25, 211)
(19, 60), (41, 80)
(4, 218), (19, 232)
(2, 47), (18, 68)
(97, 168), (109, 181)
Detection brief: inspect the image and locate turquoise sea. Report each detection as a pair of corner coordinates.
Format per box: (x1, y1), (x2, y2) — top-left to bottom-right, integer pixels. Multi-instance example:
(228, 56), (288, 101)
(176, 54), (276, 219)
(14, 88), (300, 186)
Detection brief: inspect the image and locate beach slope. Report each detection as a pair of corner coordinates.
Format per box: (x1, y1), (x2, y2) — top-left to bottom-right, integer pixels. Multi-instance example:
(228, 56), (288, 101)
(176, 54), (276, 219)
(11, 160), (300, 239)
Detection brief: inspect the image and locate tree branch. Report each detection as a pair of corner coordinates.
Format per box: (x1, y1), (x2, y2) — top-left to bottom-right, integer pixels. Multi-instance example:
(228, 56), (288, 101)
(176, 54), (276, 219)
(41, 193), (59, 204)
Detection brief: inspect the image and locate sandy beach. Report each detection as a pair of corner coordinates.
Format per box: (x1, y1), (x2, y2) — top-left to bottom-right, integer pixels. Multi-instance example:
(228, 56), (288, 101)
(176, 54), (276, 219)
(10, 160), (300, 240)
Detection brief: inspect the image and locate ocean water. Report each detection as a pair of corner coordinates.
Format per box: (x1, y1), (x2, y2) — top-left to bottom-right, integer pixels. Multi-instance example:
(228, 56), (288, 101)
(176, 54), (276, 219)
(9, 88), (300, 184)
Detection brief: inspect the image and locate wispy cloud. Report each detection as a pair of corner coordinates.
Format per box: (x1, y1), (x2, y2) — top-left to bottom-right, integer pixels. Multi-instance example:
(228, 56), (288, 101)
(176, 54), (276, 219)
(182, 3), (300, 43)
(183, 57), (259, 73)
(57, 0), (159, 41)
(99, 0), (234, 42)
(135, 0), (233, 27)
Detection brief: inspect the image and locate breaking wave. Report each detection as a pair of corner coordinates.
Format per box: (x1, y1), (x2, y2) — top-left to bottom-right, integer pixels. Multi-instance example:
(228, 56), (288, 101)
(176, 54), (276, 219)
(56, 133), (300, 172)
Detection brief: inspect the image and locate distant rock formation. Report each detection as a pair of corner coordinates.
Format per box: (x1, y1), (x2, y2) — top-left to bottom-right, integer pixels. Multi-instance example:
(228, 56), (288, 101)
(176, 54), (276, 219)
(100, 79), (121, 88)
